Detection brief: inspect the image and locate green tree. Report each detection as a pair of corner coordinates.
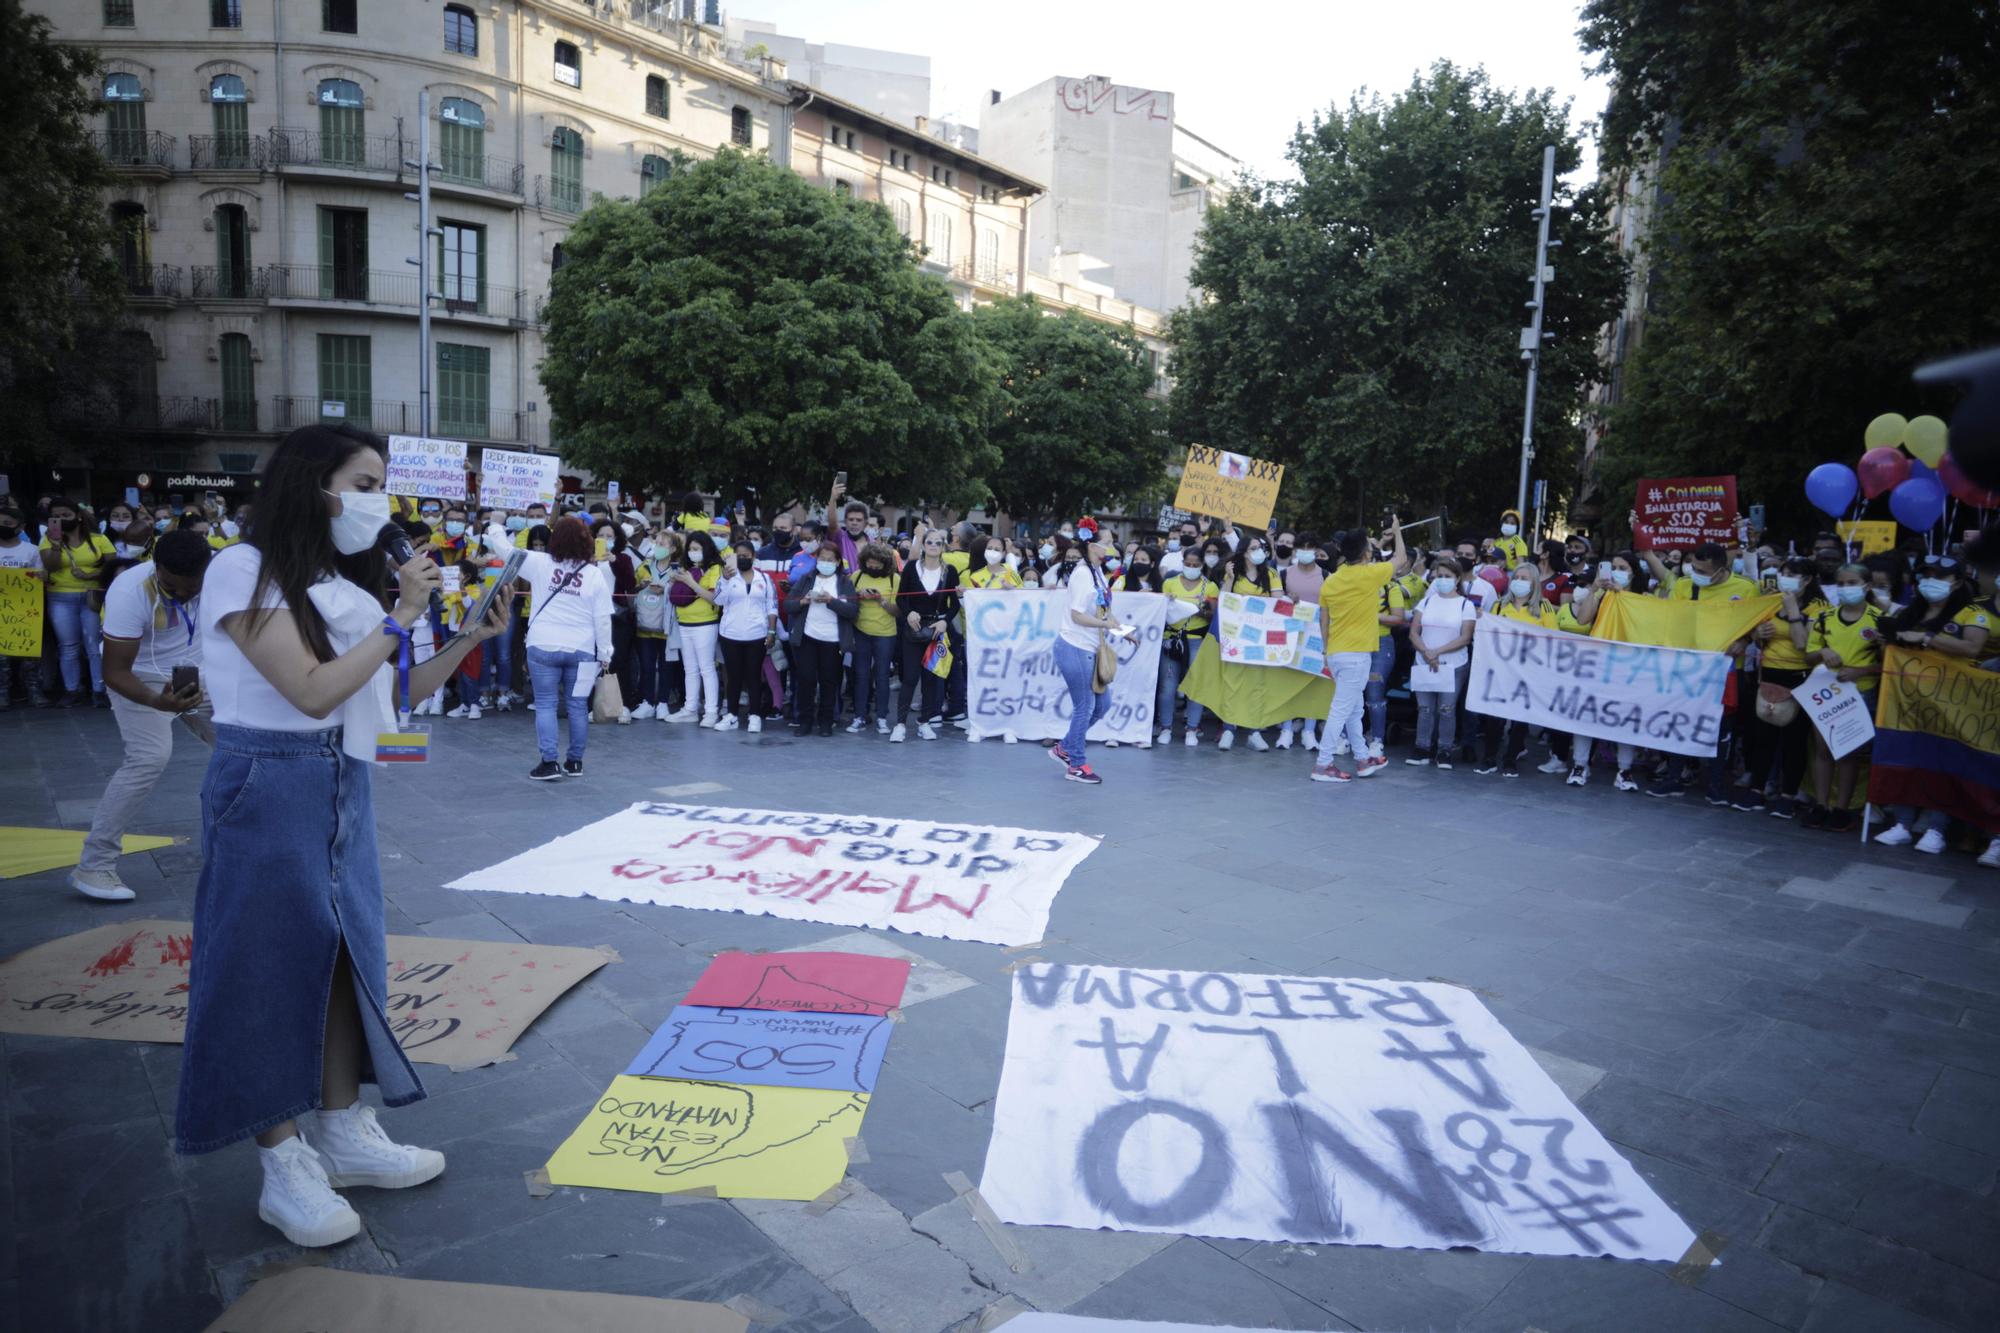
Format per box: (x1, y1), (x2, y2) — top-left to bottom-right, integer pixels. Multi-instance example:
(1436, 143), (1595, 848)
(0, 0), (121, 460)
(969, 295), (1166, 525)
(1580, 1), (2000, 536)
(539, 151), (998, 512)
(1168, 63), (1624, 533)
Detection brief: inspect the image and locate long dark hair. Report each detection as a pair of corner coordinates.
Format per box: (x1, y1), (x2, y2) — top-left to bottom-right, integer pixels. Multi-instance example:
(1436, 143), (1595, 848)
(1124, 543), (1162, 591)
(1889, 568), (1973, 634)
(247, 425), (390, 662)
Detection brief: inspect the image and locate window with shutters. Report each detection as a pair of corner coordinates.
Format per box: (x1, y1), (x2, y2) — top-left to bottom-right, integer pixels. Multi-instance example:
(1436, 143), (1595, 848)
(317, 205), (368, 301)
(104, 1), (134, 26)
(730, 106), (751, 145)
(438, 98), (485, 185)
(111, 201), (150, 292)
(892, 198), (912, 237)
(554, 41), (581, 89)
(210, 75), (250, 169)
(640, 154), (670, 194)
(322, 0), (356, 34)
(317, 333), (371, 426)
(977, 227), (1001, 283)
(437, 343), (490, 439)
(549, 128), (583, 212)
(317, 78), (364, 166)
(103, 74), (147, 162)
(219, 334), (256, 431)
(928, 211), (952, 265)
(443, 4), (477, 56)
(211, 0), (241, 28)
(645, 74), (669, 119)
(437, 221), (485, 311)
(214, 204), (252, 297)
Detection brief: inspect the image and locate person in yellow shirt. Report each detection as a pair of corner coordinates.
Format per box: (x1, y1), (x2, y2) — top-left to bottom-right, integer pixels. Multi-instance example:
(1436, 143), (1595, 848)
(1493, 510), (1530, 567)
(1157, 553), (1216, 746)
(39, 502), (118, 706)
(1799, 564), (1885, 833)
(663, 530), (723, 724)
(1312, 517), (1410, 782)
(847, 542), (900, 734)
(964, 535), (1023, 590)
(1214, 537), (1282, 751)
(1474, 563), (1565, 777)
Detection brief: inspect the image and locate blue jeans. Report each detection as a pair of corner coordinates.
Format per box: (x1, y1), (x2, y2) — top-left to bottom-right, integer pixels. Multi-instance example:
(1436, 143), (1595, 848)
(479, 618), (515, 700)
(1156, 639), (1205, 733)
(527, 646), (592, 762)
(852, 632), (896, 723)
(1364, 637), (1395, 740)
(48, 590), (104, 694)
(1054, 638), (1110, 765)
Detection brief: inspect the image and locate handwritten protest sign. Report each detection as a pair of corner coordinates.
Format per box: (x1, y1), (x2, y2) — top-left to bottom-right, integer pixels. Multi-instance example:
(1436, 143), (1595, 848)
(386, 435), (469, 499)
(1791, 665), (1875, 761)
(203, 1268), (749, 1333)
(685, 950), (909, 1015)
(980, 964), (1693, 1260)
(625, 1006), (893, 1093)
(477, 446), (560, 510)
(545, 1075), (866, 1200)
(963, 589), (1165, 744)
(448, 803), (1099, 946)
(1872, 646), (2000, 833)
(1632, 475), (1738, 552)
(1837, 520), (1897, 556)
(0, 568), (44, 658)
(1172, 445), (1284, 529)
(1467, 614), (1729, 757)
(0, 919), (609, 1067)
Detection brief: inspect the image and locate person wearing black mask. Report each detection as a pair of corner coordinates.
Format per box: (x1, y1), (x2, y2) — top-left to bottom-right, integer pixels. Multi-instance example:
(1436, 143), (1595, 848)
(1121, 545), (1161, 592)
(756, 519), (799, 600)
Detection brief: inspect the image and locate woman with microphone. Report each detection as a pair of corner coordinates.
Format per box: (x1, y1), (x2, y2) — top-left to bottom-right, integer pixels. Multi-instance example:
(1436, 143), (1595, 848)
(176, 425), (506, 1249)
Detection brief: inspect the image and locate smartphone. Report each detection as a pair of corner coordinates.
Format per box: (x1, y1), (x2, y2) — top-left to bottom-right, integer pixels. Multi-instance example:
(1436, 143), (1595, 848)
(454, 548), (526, 641)
(833, 471), (848, 491)
(170, 664), (199, 695)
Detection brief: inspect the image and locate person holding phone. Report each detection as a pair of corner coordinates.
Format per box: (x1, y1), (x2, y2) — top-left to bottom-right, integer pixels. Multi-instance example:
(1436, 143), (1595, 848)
(70, 530), (217, 901)
(39, 499), (118, 706)
(176, 425), (508, 1249)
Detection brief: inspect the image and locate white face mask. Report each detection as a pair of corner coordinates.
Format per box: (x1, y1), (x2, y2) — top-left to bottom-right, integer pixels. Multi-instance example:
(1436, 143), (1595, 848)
(1004, 553), (1021, 571)
(620, 522), (635, 538)
(864, 526), (879, 541)
(1430, 576), (1458, 596)
(1202, 552), (1220, 568)
(1246, 549), (1267, 566)
(1166, 538), (1182, 552)
(1500, 523), (1519, 537)
(325, 490), (391, 555)
(1039, 544), (1055, 562)
(1509, 578), (1533, 599)
(1059, 528), (1075, 541)
(984, 547), (1004, 565)
(1295, 550), (1318, 566)
(1777, 575), (1802, 594)
(1609, 567), (1632, 589)
(816, 559), (837, 577)
(115, 542), (147, 560)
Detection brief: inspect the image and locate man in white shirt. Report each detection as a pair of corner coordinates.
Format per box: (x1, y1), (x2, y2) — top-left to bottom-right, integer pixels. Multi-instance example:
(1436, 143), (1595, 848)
(73, 531), (215, 900)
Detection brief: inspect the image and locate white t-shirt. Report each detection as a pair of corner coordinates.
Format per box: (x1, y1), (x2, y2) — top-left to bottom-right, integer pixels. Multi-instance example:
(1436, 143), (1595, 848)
(0, 539), (41, 570)
(804, 574), (841, 642)
(101, 561), (199, 677)
(1413, 589), (1476, 666)
(198, 544), (397, 760)
(1058, 564), (1110, 652)
(519, 551), (613, 657)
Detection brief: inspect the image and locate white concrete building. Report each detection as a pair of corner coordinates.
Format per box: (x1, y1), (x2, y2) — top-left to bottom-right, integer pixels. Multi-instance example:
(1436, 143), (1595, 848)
(979, 74), (1242, 315)
(726, 15), (929, 131)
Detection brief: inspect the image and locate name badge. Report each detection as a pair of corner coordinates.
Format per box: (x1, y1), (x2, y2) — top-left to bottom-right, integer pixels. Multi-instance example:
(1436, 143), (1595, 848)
(375, 724), (432, 764)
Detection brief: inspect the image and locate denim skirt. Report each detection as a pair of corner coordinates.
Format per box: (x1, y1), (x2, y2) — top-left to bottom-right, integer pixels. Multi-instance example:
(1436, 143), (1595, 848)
(173, 724), (425, 1154)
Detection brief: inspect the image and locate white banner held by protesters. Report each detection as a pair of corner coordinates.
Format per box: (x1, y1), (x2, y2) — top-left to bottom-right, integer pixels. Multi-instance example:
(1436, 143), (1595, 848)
(964, 589), (1166, 744)
(386, 435), (469, 499)
(477, 447), (560, 511)
(980, 964), (1694, 1260)
(448, 803), (1100, 946)
(1465, 614), (1729, 758)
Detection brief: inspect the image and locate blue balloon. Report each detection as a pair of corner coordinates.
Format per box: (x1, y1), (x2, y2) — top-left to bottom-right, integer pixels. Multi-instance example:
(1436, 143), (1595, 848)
(1805, 462), (1858, 518)
(1908, 457), (1937, 487)
(1889, 476), (1946, 531)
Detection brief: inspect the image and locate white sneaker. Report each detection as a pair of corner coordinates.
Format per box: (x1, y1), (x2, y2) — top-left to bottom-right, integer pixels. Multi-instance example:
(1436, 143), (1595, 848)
(890, 723), (907, 743)
(657, 706), (675, 722)
(632, 702), (657, 720)
(877, 718), (890, 735)
(1915, 828), (1948, 855)
(664, 708), (697, 724)
(747, 715), (762, 734)
(1105, 739), (1121, 748)
(304, 1101), (446, 1191)
(1218, 731), (1235, 751)
(446, 704), (469, 719)
(257, 1136), (361, 1248)
(1157, 729), (1172, 745)
(699, 712), (720, 729)
(1979, 838), (2000, 869)
(1366, 738), (1383, 761)
(1329, 734), (1349, 757)
(1275, 730), (1293, 750)
(1567, 764), (1590, 787)
(617, 708), (632, 725)
(1185, 732), (1198, 748)
(1538, 756), (1569, 775)
(844, 717), (865, 734)
(1304, 726), (1321, 751)
(496, 692), (516, 712)
(465, 704), (481, 720)
(1873, 823), (1914, 847)
(1614, 769), (1638, 792)
(1247, 732), (1270, 752)
(917, 722), (938, 741)
(714, 713), (740, 731)
(527, 701), (541, 712)
(70, 868), (135, 902)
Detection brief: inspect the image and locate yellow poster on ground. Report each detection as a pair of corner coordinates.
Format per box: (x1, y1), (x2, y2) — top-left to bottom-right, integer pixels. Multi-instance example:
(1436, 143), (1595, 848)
(545, 1075), (865, 1200)
(1837, 521), (1897, 556)
(1179, 636), (1335, 730)
(1591, 591), (1779, 652)
(1171, 445), (1284, 529)
(0, 569), (44, 658)
(0, 828), (175, 879)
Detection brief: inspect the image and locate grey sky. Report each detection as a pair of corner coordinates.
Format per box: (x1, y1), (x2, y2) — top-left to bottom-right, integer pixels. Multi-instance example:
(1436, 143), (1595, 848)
(737, 0), (1609, 182)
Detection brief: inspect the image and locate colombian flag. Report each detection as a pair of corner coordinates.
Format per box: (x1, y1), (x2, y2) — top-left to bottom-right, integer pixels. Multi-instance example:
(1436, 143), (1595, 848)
(1870, 647), (2000, 834)
(1591, 591), (1780, 652)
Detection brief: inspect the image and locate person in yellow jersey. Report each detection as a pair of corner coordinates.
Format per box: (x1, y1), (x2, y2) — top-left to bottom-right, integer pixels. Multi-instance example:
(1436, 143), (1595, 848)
(1156, 544), (1217, 746)
(1212, 535), (1282, 751)
(1799, 563), (1885, 833)
(1737, 556), (1825, 817)
(1311, 516), (1410, 783)
(1493, 510), (1530, 567)
(663, 529), (723, 725)
(846, 542), (900, 735)
(964, 534), (1023, 590)
(1473, 563), (1568, 778)
(40, 500), (118, 707)
(1873, 556), (1992, 851)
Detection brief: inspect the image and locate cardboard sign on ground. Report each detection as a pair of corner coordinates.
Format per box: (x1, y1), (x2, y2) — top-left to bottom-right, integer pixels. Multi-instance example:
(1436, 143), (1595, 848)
(0, 919), (610, 1068)
(202, 1268), (748, 1333)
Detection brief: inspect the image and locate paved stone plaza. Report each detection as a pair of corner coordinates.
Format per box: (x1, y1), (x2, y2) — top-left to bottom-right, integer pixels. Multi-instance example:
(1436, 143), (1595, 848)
(3, 701), (1997, 1332)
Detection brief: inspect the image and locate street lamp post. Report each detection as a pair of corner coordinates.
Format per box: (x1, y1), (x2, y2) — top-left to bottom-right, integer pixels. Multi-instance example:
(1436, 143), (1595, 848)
(1516, 144), (1557, 522)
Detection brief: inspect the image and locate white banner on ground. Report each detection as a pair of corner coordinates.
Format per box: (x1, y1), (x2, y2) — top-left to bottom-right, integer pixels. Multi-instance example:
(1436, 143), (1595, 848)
(1791, 665), (1876, 761)
(447, 803), (1100, 946)
(1464, 614), (1729, 758)
(963, 589), (1166, 744)
(386, 435), (469, 499)
(980, 965), (1694, 1260)
(477, 447), (560, 511)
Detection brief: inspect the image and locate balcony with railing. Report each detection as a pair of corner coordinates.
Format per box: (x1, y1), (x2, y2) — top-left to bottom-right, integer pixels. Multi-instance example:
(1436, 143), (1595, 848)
(95, 395), (243, 433)
(91, 129), (177, 173)
(264, 265), (524, 324)
(272, 396), (542, 445)
(434, 151), (525, 198)
(952, 255), (1019, 294)
(191, 264), (269, 301)
(532, 174), (583, 215)
(189, 133), (266, 172)
(269, 127), (407, 180)
(120, 263), (183, 302)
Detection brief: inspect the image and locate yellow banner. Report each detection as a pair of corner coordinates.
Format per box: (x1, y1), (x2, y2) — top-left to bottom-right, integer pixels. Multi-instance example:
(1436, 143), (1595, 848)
(1837, 521), (1897, 556)
(1877, 646), (2000, 758)
(0, 569), (44, 659)
(1591, 591), (1779, 652)
(545, 1076), (865, 1201)
(1171, 445), (1284, 529)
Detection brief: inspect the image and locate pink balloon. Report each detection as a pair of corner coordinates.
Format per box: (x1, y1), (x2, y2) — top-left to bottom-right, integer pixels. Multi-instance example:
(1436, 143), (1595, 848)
(1939, 452), (2000, 508)
(1857, 446), (1911, 500)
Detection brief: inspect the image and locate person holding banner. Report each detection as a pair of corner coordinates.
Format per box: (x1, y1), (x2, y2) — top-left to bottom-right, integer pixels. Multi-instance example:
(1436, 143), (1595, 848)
(1312, 519), (1409, 783)
(891, 527), (958, 742)
(1048, 540), (1119, 784)
(1740, 557), (1825, 817)
(1216, 536), (1281, 751)
(1800, 565), (1886, 832)
(1474, 565), (1566, 778)
(1406, 558), (1478, 769)
(1874, 558), (1992, 850)
(1156, 551), (1216, 747)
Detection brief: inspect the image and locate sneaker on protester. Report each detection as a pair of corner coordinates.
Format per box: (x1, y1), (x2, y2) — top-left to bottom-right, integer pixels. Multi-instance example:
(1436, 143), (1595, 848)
(842, 717), (865, 735)
(1310, 762), (1352, 784)
(1275, 730), (1294, 750)
(70, 868), (135, 902)
(877, 718), (890, 735)
(1538, 755), (1569, 775)
(1435, 754), (1455, 771)
(1065, 764), (1103, 785)
(1979, 838), (2000, 869)
(699, 712), (720, 729)
(1365, 737), (1382, 761)
(617, 708), (632, 725)
(1354, 755), (1387, 778)
(1915, 827), (1948, 855)
(1567, 764), (1590, 787)
(1614, 769), (1639, 792)
(890, 723), (907, 743)
(1218, 730), (1236, 751)
(714, 713), (739, 732)
(1247, 732), (1270, 752)
(465, 704), (481, 719)
(303, 1101), (446, 1191)
(918, 722), (939, 741)
(1184, 732), (1199, 748)
(632, 702), (657, 720)
(528, 761), (563, 781)
(1328, 733), (1350, 757)
(446, 703), (469, 719)
(1874, 823), (1914, 847)
(1156, 728), (1173, 746)
(747, 715), (763, 734)
(256, 1136), (360, 1249)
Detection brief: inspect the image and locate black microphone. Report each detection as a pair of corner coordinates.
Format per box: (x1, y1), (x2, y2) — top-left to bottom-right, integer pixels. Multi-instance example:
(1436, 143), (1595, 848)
(376, 522), (445, 622)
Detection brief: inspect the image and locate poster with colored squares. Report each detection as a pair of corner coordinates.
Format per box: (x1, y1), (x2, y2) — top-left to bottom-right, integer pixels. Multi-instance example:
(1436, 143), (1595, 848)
(545, 951), (910, 1200)
(1216, 592), (1333, 678)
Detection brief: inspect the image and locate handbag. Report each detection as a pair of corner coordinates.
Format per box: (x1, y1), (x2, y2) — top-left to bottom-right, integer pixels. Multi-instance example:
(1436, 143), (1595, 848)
(635, 585), (667, 632)
(1755, 674), (1800, 726)
(1093, 636), (1118, 693)
(590, 671), (625, 723)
